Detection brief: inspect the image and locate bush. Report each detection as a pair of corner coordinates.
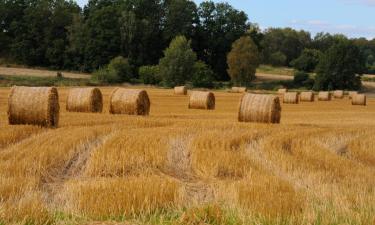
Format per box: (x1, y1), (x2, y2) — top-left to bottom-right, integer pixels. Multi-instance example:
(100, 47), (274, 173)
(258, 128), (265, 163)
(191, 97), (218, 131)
(269, 52), (287, 66)
(139, 65), (161, 85)
(159, 36), (197, 87)
(108, 56), (133, 82)
(291, 49), (322, 72)
(293, 71), (309, 85)
(91, 66), (120, 84)
(192, 61), (214, 88)
(293, 70), (314, 89)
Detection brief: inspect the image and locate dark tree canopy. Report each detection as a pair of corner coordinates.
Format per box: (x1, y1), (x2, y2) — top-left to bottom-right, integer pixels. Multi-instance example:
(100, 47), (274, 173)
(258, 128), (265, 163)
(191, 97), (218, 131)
(314, 40), (366, 91)
(1, 0), (374, 87)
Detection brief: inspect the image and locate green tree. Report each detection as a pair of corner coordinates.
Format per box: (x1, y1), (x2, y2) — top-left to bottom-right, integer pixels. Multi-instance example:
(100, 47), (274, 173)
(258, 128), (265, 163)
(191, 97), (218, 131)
(192, 61), (214, 88)
(159, 36), (197, 87)
(196, 1), (249, 81)
(163, 0), (198, 44)
(261, 28), (311, 66)
(139, 65), (161, 85)
(108, 56), (133, 82)
(227, 36), (260, 86)
(120, 0), (164, 67)
(314, 40), (365, 91)
(291, 49), (322, 72)
(84, 3), (122, 70)
(269, 52), (287, 67)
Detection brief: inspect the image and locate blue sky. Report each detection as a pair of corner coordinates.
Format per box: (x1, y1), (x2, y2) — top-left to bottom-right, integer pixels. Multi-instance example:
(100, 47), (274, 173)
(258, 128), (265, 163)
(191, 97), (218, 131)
(76, 0), (375, 39)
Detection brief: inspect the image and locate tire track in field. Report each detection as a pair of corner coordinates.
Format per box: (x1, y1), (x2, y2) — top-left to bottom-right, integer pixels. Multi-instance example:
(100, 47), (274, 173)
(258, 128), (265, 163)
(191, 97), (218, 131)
(41, 132), (114, 208)
(166, 136), (214, 206)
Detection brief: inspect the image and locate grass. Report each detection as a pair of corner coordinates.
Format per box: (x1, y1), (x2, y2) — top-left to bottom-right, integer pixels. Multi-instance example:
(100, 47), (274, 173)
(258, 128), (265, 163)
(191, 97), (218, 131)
(0, 75), (91, 87)
(257, 65), (295, 76)
(0, 87), (374, 225)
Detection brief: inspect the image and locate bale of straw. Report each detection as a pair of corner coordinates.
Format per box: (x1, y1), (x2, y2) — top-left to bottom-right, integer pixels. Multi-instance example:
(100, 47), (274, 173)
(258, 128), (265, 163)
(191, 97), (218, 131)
(238, 94), (281, 124)
(231, 87), (247, 93)
(188, 91), (215, 110)
(283, 92), (299, 104)
(277, 88), (288, 101)
(352, 94), (366, 106)
(8, 86), (59, 127)
(66, 88), (103, 113)
(278, 88), (288, 95)
(333, 90), (344, 99)
(109, 88), (150, 115)
(348, 91), (358, 99)
(318, 91), (331, 101)
(174, 86), (187, 95)
(300, 91), (315, 102)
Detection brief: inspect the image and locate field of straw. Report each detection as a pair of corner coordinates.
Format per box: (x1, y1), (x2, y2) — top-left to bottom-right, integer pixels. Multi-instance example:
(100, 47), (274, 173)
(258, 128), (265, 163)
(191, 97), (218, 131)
(0, 87), (374, 225)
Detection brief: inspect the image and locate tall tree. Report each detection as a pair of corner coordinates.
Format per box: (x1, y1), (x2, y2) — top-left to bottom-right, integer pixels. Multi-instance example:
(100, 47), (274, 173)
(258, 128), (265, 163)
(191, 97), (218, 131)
(196, 1), (249, 81)
(83, 1), (122, 70)
(227, 36), (260, 86)
(314, 40), (365, 91)
(261, 28), (311, 66)
(158, 36), (197, 87)
(163, 0), (198, 44)
(120, 0), (164, 67)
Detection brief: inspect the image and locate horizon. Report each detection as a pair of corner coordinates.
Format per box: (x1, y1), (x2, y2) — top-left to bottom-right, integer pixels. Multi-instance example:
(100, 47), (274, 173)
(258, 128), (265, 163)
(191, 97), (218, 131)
(76, 0), (375, 40)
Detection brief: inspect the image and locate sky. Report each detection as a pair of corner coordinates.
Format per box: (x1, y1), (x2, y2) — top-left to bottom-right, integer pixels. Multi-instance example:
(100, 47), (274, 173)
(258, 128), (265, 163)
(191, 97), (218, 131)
(76, 0), (375, 39)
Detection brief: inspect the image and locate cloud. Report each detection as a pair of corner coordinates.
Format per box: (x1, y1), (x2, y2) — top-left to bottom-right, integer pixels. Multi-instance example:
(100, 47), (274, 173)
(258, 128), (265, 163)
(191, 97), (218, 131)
(289, 20), (375, 39)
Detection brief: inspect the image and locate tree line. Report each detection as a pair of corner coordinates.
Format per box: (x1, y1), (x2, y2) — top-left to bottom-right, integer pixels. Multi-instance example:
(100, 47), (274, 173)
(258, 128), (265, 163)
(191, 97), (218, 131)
(1, 0), (374, 90)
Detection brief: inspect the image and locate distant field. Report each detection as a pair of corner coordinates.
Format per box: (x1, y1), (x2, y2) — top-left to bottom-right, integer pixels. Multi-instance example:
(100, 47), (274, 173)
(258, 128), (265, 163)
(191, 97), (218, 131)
(0, 87), (374, 225)
(0, 66), (90, 79)
(257, 65), (295, 76)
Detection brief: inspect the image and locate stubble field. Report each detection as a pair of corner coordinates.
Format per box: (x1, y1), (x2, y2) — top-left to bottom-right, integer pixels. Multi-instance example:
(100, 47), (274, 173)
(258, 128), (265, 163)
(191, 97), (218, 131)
(0, 87), (374, 225)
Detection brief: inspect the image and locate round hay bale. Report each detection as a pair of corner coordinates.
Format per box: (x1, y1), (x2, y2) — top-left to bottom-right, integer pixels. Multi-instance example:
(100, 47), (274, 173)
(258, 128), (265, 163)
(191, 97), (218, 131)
(188, 91), (215, 110)
(109, 88), (150, 115)
(238, 94), (281, 124)
(352, 94), (366, 106)
(66, 88), (103, 113)
(8, 86), (59, 127)
(277, 88), (288, 95)
(174, 86), (187, 95)
(348, 91), (358, 99)
(318, 92), (331, 101)
(231, 87), (247, 93)
(333, 90), (344, 99)
(300, 91), (315, 102)
(283, 92), (299, 104)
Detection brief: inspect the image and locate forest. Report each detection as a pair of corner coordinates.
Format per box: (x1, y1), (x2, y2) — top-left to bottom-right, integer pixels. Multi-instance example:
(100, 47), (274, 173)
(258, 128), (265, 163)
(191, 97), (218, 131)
(1, 0), (375, 90)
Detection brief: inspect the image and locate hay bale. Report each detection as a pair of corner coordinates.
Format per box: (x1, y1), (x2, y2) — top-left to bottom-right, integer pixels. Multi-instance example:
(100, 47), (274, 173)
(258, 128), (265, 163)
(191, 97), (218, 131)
(277, 88), (288, 101)
(66, 88), (103, 113)
(8, 86), (59, 127)
(352, 94), (366, 106)
(333, 90), (344, 99)
(277, 88), (288, 95)
(109, 88), (150, 115)
(318, 92), (331, 101)
(231, 87), (247, 93)
(300, 91), (315, 102)
(238, 94), (281, 124)
(283, 92), (299, 104)
(174, 86), (187, 95)
(188, 91), (215, 110)
(348, 91), (358, 99)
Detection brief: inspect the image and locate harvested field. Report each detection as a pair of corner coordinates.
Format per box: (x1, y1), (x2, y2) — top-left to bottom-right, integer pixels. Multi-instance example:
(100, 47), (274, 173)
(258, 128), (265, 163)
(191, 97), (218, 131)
(0, 66), (90, 79)
(0, 86), (374, 225)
